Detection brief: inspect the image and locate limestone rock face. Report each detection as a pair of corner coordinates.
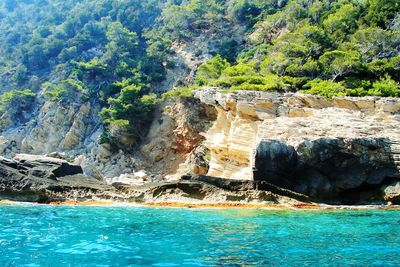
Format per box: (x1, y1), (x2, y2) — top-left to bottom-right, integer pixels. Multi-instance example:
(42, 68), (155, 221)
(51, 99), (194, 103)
(0, 98), (135, 179)
(1, 85), (399, 204)
(203, 106), (258, 180)
(0, 94), (217, 182)
(18, 101), (94, 154)
(195, 88), (400, 202)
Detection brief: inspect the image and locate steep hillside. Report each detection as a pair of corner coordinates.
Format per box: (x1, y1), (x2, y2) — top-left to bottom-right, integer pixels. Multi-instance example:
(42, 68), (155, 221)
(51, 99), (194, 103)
(1, 1), (399, 143)
(0, 0), (400, 205)
(0, 0), (259, 146)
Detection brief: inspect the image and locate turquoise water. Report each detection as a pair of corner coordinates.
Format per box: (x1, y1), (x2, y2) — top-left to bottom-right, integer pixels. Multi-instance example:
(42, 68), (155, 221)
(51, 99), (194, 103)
(0, 206), (400, 266)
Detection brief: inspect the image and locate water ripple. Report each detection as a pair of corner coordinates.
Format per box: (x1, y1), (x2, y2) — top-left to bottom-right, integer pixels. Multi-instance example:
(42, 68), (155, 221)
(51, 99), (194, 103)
(0, 206), (399, 266)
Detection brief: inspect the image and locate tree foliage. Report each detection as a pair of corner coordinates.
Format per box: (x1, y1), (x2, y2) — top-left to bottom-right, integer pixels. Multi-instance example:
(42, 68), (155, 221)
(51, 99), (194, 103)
(0, 0), (399, 146)
(192, 0), (400, 97)
(0, 89), (36, 114)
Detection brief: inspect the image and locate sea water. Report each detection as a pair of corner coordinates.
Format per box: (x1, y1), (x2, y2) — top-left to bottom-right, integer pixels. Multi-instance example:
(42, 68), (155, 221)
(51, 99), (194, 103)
(0, 205), (399, 266)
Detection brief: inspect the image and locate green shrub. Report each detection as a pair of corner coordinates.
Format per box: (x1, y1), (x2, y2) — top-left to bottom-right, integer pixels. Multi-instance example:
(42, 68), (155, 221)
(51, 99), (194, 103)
(195, 55), (230, 86)
(228, 0), (262, 23)
(43, 79), (86, 101)
(282, 76), (308, 90)
(220, 62), (257, 77)
(301, 79), (347, 98)
(365, 56), (400, 76)
(0, 89), (36, 112)
(99, 83), (160, 141)
(368, 75), (400, 97)
(73, 59), (109, 81)
(161, 85), (199, 99)
(212, 72), (284, 92)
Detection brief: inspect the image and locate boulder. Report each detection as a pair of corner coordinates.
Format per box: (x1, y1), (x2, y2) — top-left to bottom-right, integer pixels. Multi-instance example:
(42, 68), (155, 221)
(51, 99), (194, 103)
(382, 182), (400, 204)
(134, 170), (149, 180)
(12, 154), (83, 179)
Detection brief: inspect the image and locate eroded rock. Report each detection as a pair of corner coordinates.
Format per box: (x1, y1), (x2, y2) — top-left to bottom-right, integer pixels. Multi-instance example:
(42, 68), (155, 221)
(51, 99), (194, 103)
(382, 182), (400, 204)
(195, 88), (400, 203)
(0, 155), (118, 202)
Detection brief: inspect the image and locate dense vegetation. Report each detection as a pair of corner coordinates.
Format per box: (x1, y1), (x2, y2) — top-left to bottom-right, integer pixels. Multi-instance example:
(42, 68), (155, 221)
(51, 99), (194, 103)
(0, 0), (175, 139)
(192, 0), (400, 97)
(0, 0), (399, 144)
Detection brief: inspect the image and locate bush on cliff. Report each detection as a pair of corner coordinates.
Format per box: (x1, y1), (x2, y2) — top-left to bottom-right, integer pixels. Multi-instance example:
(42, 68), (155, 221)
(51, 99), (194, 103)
(99, 81), (159, 141)
(43, 79), (87, 102)
(301, 80), (347, 98)
(195, 56), (230, 86)
(0, 89), (36, 114)
(161, 85), (200, 99)
(368, 75), (400, 97)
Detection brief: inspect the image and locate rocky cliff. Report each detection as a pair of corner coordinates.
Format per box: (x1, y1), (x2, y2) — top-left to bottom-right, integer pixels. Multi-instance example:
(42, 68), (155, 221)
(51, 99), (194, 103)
(0, 97), (134, 179)
(0, 95), (215, 182)
(195, 88), (400, 203)
(1, 87), (400, 205)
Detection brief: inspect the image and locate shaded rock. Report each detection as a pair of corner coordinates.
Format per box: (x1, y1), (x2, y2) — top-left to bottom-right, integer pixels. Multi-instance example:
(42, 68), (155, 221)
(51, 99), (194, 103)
(184, 145), (210, 175)
(255, 140), (297, 187)
(117, 175), (308, 204)
(0, 155), (118, 203)
(182, 175), (310, 203)
(0, 155), (309, 205)
(12, 154), (82, 180)
(254, 138), (399, 203)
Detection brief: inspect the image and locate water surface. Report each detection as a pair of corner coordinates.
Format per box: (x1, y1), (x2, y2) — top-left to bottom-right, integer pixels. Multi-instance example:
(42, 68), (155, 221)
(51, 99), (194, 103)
(0, 205), (399, 266)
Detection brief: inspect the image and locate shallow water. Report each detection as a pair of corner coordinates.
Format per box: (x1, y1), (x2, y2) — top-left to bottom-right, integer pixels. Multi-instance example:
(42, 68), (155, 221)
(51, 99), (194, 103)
(0, 205), (399, 266)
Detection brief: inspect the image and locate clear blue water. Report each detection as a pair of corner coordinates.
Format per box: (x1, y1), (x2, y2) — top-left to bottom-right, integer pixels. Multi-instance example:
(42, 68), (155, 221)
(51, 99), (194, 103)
(0, 205), (400, 266)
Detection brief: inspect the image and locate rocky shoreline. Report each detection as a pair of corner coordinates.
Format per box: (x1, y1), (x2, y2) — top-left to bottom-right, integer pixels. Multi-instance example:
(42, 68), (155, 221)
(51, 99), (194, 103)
(1, 90), (399, 206)
(0, 154), (306, 205)
(0, 154), (399, 207)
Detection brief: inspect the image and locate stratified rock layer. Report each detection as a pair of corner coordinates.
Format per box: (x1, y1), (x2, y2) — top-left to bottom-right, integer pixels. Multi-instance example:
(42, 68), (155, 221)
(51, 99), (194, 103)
(196, 88), (400, 203)
(0, 155), (119, 202)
